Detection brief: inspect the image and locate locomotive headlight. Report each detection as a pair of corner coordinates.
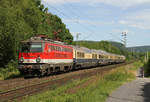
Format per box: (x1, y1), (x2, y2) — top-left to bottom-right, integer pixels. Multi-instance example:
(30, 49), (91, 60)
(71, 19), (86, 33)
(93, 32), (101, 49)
(19, 57), (24, 63)
(36, 57), (41, 63)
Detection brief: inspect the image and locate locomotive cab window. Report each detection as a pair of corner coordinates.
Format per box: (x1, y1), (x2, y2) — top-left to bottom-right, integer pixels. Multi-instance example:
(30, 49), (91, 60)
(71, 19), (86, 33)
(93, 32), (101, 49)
(21, 43), (30, 52)
(21, 43), (43, 52)
(30, 43), (42, 52)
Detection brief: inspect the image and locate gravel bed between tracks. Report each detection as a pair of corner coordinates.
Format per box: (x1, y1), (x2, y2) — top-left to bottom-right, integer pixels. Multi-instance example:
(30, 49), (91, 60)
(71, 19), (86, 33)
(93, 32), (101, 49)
(0, 62), (131, 102)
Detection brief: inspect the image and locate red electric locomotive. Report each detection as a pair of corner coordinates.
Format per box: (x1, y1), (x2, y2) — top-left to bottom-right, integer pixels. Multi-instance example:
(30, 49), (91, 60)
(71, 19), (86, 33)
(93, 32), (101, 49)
(18, 35), (73, 76)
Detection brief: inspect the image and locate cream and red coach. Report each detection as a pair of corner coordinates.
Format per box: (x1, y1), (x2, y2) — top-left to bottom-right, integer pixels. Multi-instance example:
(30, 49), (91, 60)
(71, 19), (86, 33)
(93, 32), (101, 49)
(18, 36), (73, 76)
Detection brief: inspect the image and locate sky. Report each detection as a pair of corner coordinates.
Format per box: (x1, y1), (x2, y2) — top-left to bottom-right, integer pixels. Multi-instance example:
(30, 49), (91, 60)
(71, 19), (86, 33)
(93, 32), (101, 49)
(41, 0), (150, 47)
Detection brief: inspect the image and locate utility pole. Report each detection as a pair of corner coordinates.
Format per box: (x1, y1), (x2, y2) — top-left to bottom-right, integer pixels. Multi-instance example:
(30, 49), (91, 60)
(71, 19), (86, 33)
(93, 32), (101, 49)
(143, 51), (149, 78)
(145, 53), (147, 63)
(144, 51), (149, 63)
(122, 32), (127, 47)
(76, 33), (81, 46)
(147, 51), (149, 62)
(76, 33), (81, 41)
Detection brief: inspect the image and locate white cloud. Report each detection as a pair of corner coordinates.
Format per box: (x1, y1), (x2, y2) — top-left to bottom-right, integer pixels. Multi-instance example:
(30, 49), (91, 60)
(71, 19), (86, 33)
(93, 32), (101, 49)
(97, 0), (150, 8)
(42, 0), (150, 8)
(112, 29), (135, 35)
(63, 18), (115, 26)
(119, 9), (150, 29)
(119, 20), (128, 25)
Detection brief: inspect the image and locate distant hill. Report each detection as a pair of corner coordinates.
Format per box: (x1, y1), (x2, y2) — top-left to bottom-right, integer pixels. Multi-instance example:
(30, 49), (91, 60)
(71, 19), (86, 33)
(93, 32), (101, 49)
(109, 42), (150, 53)
(127, 46), (150, 53)
(109, 41), (127, 51)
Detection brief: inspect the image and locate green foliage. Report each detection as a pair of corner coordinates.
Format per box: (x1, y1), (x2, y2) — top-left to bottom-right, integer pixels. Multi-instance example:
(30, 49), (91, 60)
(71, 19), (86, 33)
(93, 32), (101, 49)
(144, 52), (150, 76)
(105, 71), (127, 81)
(0, 0), (73, 68)
(0, 60), (20, 80)
(145, 63), (150, 76)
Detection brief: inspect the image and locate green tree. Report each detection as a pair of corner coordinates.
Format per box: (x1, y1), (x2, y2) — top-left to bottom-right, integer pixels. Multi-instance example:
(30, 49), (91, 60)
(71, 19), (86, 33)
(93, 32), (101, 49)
(0, 0), (73, 67)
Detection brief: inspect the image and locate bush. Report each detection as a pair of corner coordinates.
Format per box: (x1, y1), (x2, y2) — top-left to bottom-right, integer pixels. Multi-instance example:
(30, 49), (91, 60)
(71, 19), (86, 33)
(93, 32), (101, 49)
(0, 60), (20, 80)
(143, 59), (150, 77)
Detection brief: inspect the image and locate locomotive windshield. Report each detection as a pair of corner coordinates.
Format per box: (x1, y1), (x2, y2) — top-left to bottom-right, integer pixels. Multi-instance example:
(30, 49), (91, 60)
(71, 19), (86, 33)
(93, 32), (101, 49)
(21, 43), (43, 52)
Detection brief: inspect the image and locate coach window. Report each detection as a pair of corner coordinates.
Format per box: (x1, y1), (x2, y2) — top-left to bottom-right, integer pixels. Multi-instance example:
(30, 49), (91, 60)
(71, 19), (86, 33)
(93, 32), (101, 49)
(69, 48), (72, 52)
(58, 47), (60, 51)
(56, 46), (58, 51)
(55, 46), (57, 51)
(59, 47), (62, 51)
(64, 48), (65, 52)
(50, 46), (52, 51)
(64, 48), (66, 52)
(54, 46), (56, 51)
(77, 52), (80, 58)
(58, 46), (60, 51)
(59, 47), (61, 51)
(103, 56), (106, 59)
(82, 53), (84, 57)
(48, 46), (51, 52)
(51, 46), (53, 51)
(52, 46), (55, 51)
(99, 55), (102, 59)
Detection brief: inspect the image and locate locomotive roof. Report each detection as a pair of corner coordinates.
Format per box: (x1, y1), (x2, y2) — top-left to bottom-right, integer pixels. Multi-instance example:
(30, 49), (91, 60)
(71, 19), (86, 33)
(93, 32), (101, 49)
(21, 37), (66, 46)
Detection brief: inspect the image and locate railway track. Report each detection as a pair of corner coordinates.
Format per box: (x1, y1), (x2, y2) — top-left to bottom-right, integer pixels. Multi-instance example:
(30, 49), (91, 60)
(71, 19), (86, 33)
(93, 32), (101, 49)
(0, 62), (133, 102)
(0, 77), (50, 93)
